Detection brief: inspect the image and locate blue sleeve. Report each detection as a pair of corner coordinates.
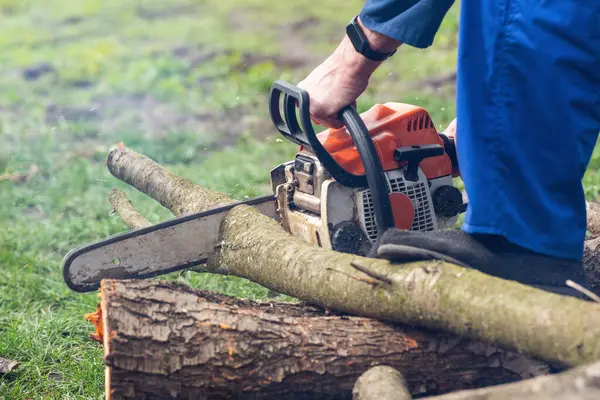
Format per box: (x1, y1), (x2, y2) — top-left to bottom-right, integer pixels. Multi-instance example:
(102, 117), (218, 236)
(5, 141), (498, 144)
(359, 0), (455, 49)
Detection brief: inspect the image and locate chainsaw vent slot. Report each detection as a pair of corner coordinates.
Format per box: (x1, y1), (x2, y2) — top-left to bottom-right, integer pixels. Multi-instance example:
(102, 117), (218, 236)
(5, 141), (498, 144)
(409, 114), (433, 132)
(360, 173), (436, 241)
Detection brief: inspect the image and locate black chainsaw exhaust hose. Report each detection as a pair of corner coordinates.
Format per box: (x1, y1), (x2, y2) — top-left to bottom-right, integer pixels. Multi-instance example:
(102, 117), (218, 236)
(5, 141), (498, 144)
(339, 106), (395, 236)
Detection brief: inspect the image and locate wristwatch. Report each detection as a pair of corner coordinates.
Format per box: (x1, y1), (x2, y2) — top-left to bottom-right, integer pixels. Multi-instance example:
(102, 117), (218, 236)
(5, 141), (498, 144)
(346, 15), (397, 62)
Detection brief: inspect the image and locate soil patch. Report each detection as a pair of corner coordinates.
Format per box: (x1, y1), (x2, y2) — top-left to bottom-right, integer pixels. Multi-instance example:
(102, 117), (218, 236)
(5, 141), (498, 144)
(173, 46), (307, 75)
(137, 4), (198, 20)
(45, 104), (100, 124)
(22, 62), (56, 81)
(45, 93), (275, 149)
(228, 11), (328, 68)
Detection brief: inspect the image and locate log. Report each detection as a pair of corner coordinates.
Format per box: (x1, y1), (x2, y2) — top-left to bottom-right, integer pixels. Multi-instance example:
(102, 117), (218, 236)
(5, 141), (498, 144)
(104, 145), (600, 368)
(351, 361), (600, 400)
(424, 359), (600, 400)
(352, 366), (411, 400)
(95, 279), (549, 400)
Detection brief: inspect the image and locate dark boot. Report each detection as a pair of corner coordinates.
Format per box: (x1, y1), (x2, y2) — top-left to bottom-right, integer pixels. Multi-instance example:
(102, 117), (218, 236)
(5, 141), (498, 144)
(367, 228), (591, 300)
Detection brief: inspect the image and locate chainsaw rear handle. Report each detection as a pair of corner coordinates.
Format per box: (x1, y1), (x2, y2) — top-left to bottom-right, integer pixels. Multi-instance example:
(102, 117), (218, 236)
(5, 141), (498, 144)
(268, 80), (396, 235)
(337, 107), (396, 233)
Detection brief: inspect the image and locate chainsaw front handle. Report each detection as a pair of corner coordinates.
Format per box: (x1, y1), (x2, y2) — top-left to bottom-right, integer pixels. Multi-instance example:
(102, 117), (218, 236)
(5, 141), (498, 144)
(268, 80), (395, 236)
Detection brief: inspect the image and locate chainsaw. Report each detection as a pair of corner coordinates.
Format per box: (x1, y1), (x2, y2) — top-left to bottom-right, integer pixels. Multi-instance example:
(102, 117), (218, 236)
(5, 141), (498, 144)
(63, 80), (466, 293)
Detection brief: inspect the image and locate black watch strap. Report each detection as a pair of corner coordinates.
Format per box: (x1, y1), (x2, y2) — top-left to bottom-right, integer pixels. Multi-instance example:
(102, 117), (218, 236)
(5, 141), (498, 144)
(346, 15), (396, 62)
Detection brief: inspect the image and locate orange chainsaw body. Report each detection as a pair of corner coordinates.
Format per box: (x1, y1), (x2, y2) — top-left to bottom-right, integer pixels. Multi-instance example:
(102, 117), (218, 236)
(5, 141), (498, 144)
(316, 103), (453, 180)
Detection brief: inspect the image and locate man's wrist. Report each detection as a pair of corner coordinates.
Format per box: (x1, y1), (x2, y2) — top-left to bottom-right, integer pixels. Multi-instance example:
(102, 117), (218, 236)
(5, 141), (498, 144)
(329, 16), (403, 81)
(334, 35), (382, 79)
(356, 16), (402, 53)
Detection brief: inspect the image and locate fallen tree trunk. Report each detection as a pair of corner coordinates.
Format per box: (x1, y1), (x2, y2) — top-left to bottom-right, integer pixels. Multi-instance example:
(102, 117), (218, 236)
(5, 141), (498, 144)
(96, 279), (548, 400)
(424, 358), (600, 400)
(104, 145), (600, 369)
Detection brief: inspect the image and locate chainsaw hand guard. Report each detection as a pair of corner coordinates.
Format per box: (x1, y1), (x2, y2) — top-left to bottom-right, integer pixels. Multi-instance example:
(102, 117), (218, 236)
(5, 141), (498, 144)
(269, 80), (395, 236)
(269, 80), (369, 189)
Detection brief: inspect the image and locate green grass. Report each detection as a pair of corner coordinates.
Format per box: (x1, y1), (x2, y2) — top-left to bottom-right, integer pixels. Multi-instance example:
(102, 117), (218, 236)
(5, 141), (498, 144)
(1, 0), (598, 398)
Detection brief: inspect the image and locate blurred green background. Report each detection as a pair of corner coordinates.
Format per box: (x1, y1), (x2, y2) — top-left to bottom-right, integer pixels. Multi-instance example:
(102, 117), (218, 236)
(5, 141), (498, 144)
(1, 0), (599, 398)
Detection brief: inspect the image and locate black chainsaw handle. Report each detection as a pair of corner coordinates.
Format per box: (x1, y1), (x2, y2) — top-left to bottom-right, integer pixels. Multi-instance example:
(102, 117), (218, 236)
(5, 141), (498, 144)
(338, 107), (395, 233)
(268, 80), (395, 235)
(269, 80), (365, 187)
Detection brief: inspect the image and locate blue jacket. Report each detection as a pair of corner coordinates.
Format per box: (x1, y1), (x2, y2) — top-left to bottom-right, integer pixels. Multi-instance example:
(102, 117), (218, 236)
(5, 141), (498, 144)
(360, 0), (455, 48)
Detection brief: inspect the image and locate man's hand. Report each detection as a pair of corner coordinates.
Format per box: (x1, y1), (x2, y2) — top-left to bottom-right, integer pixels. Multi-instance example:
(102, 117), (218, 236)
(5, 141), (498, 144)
(442, 118), (460, 177)
(297, 16), (402, 129)
(444, 118), (457, 139)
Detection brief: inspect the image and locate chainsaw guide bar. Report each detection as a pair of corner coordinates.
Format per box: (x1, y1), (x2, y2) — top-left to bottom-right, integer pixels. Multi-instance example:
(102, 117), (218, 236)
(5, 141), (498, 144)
(62, 195), (278, 293)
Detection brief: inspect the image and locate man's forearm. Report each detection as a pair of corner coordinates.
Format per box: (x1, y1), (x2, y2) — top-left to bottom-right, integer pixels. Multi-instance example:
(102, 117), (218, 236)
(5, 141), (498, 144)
(333, 0), (455, 81)
(296, 0), (454, 127)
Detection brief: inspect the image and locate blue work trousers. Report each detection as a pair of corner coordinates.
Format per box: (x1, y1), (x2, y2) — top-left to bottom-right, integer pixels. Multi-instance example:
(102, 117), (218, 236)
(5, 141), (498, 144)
(361, 0), (600, 260)
(456, 0), (600, 260)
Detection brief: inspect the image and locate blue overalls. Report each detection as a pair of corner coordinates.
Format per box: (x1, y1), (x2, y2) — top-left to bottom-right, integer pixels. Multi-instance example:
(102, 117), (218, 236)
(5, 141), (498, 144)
(360, 0), (600, 261)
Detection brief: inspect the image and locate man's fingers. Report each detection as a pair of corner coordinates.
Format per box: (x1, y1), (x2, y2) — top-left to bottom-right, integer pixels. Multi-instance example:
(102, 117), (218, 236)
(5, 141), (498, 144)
(312, 116), (344, 129)
(312, 114), (344, 129)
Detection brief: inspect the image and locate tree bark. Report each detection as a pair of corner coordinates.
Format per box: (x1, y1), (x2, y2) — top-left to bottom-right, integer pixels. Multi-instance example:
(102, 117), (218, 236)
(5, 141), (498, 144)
(97, 279), (549, 400)
(104, 145), (600, 369)
(108, 188), (152, 229)
(424, 359), (600, 400)
(352, 366), (411, 400)
(587, 202), (600, 236)
(107, 142), (230, 217)
(584, 236), (600, 293)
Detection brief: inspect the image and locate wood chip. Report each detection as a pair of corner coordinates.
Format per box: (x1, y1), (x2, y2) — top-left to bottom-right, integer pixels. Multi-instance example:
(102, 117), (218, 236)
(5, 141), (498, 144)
(0, 357), (19, 374)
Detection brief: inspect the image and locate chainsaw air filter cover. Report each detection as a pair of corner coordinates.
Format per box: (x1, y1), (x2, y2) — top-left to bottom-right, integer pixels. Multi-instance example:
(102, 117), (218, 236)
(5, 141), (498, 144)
(315, 102), (453, 181)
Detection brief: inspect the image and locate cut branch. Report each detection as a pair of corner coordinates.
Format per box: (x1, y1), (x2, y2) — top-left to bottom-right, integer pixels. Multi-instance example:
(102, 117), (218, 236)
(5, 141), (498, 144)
(424, 359), (600, 400)
(352, 366), (411, 400)
(97, 279), (549, 400)
(107, 143), (230, 216)
(108, 188), (152, 229)
(105, 145), (600, 369)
